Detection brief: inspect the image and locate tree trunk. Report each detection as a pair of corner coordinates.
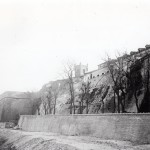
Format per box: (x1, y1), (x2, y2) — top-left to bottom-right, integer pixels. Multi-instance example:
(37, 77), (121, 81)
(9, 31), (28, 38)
(134, 90), (139, 113)
(81, 100), (83, 114)
(53, 98), (56, 114)
(116, 91), (120, 113)
(73, 100), (75, 114)
(44, 108), (47, 115)
(120, 99), (125, 113)
(122, 92), (126, 112)
(86, 99), (88, 114)
(70, 100), (72, 114)
(101, 99), (104, 113)
(72, 86), (75, 114)
(79, 102), (82, 114)
(37, 107), (40, 115)
(113, 91), (116, 113)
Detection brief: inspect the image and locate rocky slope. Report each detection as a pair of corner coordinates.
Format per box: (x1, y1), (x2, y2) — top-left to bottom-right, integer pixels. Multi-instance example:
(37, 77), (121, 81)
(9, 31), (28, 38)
(39, 73), (116, 114)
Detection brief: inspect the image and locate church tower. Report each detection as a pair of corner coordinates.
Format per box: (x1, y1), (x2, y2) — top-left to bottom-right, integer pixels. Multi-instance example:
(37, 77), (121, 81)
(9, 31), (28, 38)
(74, 63), (88, 77)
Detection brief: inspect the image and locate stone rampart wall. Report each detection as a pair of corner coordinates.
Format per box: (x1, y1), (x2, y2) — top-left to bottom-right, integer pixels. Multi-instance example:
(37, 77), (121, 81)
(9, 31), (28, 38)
(18, 114), (150, 144)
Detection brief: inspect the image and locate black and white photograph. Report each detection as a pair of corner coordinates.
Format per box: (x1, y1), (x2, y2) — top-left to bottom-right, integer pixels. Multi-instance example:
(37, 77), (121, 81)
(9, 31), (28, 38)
(0, 0), (150, 149)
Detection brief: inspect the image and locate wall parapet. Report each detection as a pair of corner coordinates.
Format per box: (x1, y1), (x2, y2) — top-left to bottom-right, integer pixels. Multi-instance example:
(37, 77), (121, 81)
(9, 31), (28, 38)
(20, 113), (150, 116)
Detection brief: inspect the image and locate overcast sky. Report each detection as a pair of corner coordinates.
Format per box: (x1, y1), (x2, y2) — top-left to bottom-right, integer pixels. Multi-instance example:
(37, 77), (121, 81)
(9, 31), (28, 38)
(0, 0), (150, 94)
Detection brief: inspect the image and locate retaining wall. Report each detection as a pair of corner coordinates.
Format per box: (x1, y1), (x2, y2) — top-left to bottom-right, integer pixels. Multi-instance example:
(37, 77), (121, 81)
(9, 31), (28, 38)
(18, 114), (150, 144)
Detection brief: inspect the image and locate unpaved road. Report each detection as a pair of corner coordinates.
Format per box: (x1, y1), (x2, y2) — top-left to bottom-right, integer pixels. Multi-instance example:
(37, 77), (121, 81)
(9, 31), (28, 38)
(0, 129), (150, 150)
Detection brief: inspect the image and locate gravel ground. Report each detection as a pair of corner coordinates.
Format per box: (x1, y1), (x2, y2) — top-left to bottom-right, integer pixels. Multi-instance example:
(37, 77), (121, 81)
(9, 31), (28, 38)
(0, 129), (150, 150)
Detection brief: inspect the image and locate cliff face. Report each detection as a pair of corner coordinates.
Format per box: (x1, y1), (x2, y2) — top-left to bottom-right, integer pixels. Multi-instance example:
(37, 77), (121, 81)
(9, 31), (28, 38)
(126, 56), (150, 113)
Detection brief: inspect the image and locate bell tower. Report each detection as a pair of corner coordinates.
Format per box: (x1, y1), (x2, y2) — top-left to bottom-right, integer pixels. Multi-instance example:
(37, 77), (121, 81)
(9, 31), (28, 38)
(74, 63), (88, 77)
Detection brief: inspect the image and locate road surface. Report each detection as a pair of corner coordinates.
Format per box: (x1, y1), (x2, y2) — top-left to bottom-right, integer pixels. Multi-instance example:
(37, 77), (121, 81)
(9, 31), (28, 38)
(0, 128), (150, 150)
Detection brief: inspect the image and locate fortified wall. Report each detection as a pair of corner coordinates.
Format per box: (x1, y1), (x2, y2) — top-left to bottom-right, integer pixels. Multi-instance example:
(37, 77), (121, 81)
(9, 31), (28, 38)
(18, 114), (150, 144)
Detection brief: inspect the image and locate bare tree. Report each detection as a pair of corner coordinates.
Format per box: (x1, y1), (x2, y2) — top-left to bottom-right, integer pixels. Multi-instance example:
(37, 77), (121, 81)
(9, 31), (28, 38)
(41, 94), (48, 115)
(106, 58), (121, 113)
(79, 83), (86, 114)
(101, 85), (110, 113)
(106, 54), (131, 113)
(51, 83), (60, 114)
(79, 81), (91, 114)
(85, 82), (91, 114)
(40, 87), (53, 115)
(63, 61), (76, 114)
(46, 86), (53, 114)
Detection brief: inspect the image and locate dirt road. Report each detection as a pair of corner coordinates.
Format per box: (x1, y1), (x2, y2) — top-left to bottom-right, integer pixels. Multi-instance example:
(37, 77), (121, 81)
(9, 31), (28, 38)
(0, 129), (150, 150)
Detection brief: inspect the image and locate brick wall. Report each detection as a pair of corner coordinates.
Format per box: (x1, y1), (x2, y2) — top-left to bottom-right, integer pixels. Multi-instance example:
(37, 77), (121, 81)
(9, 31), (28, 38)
(18, 114), (150, 144)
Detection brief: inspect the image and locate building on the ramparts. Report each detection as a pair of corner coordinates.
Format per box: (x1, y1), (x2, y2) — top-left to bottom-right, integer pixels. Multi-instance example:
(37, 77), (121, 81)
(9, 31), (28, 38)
(98, 62), (108, 70)
(83, 69), (109, 83)
(74, 63), (88, 78)
(83, 59), (117, 84)
(83, 64), (110, 83)
(83, 70), (97, 82)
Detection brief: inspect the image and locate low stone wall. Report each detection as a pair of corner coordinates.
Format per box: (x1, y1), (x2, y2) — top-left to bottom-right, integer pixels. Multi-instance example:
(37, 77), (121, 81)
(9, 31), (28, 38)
(18, 114), (150, 144)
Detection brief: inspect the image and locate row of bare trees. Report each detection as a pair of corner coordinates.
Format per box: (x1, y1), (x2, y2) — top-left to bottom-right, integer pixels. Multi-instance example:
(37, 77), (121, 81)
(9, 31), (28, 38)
(41, 83), (60, 115)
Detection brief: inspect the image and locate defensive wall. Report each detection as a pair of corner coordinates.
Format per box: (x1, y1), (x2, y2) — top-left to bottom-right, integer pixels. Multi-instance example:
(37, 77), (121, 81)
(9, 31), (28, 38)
(18, 113), (150, 144)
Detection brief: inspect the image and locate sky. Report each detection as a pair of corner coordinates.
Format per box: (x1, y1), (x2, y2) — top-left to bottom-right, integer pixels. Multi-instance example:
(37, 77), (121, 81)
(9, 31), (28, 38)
(0, 0), (150, 93)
